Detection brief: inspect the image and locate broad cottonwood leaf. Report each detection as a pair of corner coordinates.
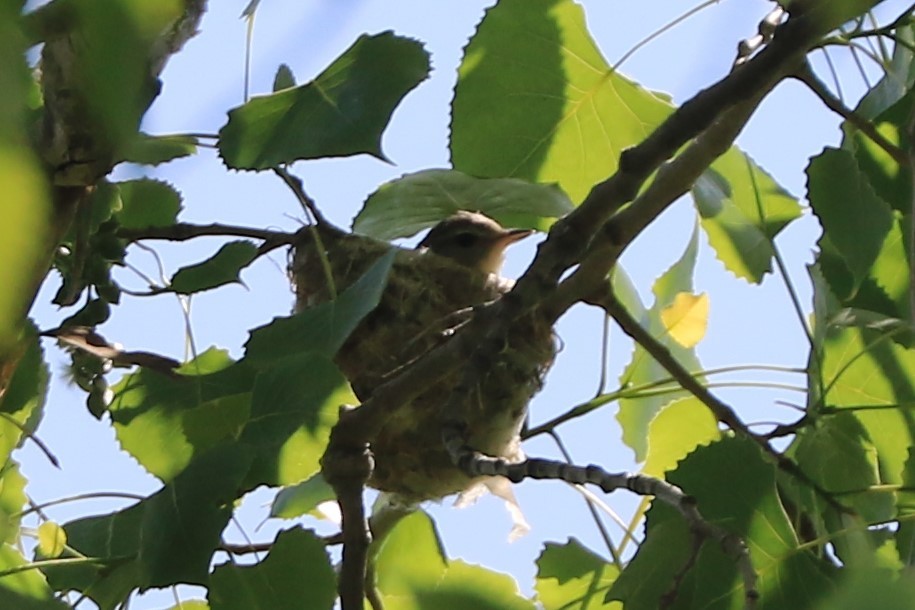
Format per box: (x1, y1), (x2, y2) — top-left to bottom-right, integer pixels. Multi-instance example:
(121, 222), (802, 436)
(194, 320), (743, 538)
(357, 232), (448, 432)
(209, 528), (335, 610)
(354, 169), (573, 239)
(220, 32), (430, 168)
(169, 241), (258, 294)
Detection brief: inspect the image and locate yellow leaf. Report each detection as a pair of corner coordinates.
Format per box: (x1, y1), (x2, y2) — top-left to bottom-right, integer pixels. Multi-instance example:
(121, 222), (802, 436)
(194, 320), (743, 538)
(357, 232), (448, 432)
(660, 292), (709, 348)
(37, 521), (66, 558)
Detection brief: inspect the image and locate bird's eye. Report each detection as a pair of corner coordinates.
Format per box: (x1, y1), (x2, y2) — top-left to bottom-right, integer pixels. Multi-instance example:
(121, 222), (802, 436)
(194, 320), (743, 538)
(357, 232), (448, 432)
(454, 232), (478, 248)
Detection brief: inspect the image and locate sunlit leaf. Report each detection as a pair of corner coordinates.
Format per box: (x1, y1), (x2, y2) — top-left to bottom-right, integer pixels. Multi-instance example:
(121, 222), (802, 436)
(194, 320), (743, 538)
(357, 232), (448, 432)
(209, 528), (335, 610)
(816, 322), (915, 498)
(659, 292), (708, 348)
(451, 0), (672, 203)
(270, 473), (335, 519)
(161, 601), (209, 610)
(0, 5), (50, 355)
(0, 464), (27, 545)
(609, 438), (837, 608)
(617, 227), (702, 461)
(375, 511), (533, 609)
(535, 538), (620, 609)
(694, 148), (800, 283)
(220, 32), (430, 168)
(36, 522), (66, 559)
(0, 328), (48, 466)
(793, 412), (894, 523)
(642, 397), (720, 477)
(0, 544), (67, 610)
(353, 169), (572, 239)
(812, 567), (915, 610)
(110, 348), (255, 481)
(169, 241), (259, 294)
(375, 510), (447, 598)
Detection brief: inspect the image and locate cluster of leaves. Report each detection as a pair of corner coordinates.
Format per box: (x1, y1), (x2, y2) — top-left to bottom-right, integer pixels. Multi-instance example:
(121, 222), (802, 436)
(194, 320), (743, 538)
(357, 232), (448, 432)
(3, 0), (915, 609)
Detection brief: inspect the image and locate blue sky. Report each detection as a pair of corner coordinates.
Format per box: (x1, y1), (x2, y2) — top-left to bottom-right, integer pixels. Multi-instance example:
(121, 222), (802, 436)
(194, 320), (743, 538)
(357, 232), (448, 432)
(22, 1), (910, 606)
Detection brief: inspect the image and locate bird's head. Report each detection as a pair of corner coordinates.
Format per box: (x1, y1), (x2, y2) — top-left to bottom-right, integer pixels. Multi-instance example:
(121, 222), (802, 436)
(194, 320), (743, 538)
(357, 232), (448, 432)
(417, 211), (533, 275)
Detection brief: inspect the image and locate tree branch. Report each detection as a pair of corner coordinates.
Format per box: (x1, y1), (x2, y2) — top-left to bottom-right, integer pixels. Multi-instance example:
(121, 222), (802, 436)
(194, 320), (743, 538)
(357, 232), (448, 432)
(117, 222), (294, 243)
(439, 445), (759, 609)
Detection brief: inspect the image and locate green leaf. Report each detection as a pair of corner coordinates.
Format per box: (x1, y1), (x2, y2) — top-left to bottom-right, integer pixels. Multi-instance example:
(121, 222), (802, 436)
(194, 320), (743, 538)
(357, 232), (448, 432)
(535, 538), (620, 609)
(693, 147), (800, 283)
(270, 473), (335, 519)
(854, 26), (915, 119)
(812, 568), (915, 610)
(0, 544), (67, 610)
(219, 32), (430, 169)
(375, 511), (447, 597)
(0, 7), (50, 355)
(642, 397), (720, 477)
(36, 522), (66, 559)
(353, 169), (573, 240)
(616, 227), (702, 461)
(807, 148), (895, 297)
(791, 412), (895, 524)
(451, 0), (673, 203)
(242, 353), (355, 487)
(121, 132), (198, 166)
(140, 445), (252, 587)
(160, 601), (208, 610)
(0, 463), (26, 545)
(375, 511), (533, 610)
(272, 63), (295, 91)
(44, 505), (144, 609)
(245, 249), (395, 364)
(52, 1), (185, 155)
(110, 348), (255, 481)
(169, 241), (259, 294)
(48, 445), (252, 608)
(209, 528), (335, 610)
(609, 438), (838, 608)
(0, 327), (48, 465)
(814, 321), (915, 503)
(114, 178), (183, 229)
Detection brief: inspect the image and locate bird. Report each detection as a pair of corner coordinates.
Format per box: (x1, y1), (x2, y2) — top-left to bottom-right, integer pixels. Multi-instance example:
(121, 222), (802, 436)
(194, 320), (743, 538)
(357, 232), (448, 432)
(291, 211), (556, 505)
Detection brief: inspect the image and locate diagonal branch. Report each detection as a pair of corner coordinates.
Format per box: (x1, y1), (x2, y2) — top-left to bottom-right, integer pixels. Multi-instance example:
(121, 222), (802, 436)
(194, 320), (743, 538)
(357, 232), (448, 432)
(440, 446), (759, 609)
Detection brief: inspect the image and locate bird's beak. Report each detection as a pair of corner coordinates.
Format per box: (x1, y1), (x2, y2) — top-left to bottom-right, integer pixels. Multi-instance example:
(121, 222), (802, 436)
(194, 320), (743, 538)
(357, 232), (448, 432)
(496, 228), (534, 249)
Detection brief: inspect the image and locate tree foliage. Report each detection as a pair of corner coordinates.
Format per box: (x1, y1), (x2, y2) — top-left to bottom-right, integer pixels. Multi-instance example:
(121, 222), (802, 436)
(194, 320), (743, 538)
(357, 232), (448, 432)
(3, 0), (915, 609)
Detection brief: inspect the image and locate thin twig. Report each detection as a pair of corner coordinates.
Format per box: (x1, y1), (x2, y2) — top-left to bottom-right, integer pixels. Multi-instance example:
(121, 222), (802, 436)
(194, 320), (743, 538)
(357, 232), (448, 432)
(15, 491), (145, 517)
(793, 61), (907, 165)
(547, 430), (622, 566)
(0, 413), (60, 468)
(118, 222), (294, 243)
(273, 166), (329, 226)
